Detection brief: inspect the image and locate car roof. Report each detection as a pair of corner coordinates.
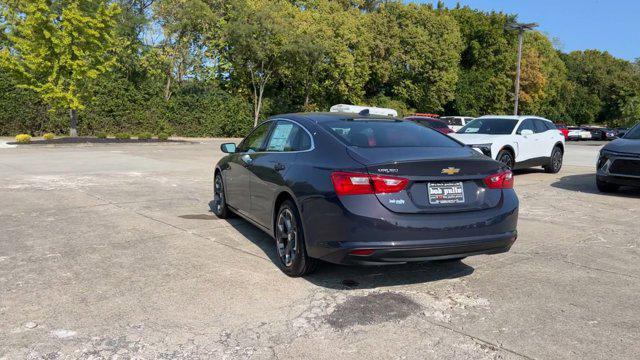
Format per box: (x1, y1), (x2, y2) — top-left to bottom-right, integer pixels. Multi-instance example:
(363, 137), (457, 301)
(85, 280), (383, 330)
(477, 115), (551, 122)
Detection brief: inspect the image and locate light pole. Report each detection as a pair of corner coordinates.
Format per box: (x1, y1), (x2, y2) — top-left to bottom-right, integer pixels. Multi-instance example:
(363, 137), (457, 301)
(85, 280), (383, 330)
(505, 22), (538, 115)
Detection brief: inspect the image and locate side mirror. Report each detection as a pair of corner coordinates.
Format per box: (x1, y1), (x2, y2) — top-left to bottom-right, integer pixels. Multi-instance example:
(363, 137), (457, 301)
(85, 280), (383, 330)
(220, 143), (236, 153)
(520, 129), (534, 136)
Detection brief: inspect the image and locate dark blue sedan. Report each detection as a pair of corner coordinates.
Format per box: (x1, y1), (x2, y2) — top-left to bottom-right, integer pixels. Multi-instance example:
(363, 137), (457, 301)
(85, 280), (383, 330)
(213, 112), (519, 276)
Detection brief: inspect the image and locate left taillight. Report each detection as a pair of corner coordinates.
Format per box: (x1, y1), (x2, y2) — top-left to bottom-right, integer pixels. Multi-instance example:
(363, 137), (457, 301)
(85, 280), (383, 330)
(484, 170), (514, 189)
(331, 171), (408, 196)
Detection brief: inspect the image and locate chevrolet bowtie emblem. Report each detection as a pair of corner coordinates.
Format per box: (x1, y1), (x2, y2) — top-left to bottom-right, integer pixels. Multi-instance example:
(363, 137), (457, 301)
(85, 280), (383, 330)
(441, 167), (460, 175)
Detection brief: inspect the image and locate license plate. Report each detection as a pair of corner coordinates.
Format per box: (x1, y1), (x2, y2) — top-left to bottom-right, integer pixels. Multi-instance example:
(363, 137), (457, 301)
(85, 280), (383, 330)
(428, 182), (465, 205)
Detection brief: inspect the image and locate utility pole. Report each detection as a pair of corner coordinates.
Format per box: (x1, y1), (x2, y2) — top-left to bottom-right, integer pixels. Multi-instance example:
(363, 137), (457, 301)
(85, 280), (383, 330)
(505, 22), (538, 115)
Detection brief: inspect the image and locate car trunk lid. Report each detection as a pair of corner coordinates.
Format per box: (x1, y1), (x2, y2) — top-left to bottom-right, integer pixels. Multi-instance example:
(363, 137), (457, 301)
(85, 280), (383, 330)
(346, 146), (505, 213)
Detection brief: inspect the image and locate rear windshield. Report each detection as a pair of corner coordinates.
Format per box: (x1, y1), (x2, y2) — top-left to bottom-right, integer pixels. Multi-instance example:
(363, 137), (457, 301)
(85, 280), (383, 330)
(458, 118), (518, 135)
(321, 119), (461, 148)
(413, 118), (448, 129)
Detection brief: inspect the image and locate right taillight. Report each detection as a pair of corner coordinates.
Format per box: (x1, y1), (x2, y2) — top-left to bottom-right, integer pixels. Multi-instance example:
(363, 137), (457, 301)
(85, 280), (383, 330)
(484, 170), (514, 189)
(331, 171), (408, 196)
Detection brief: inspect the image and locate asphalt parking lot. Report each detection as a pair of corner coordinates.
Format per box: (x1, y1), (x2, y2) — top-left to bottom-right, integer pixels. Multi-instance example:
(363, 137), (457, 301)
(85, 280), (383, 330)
(1, 140), (639, 359)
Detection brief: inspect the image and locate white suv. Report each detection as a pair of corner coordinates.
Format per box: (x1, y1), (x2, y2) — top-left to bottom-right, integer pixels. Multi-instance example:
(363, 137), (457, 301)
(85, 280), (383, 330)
(450, 115), (565, 173)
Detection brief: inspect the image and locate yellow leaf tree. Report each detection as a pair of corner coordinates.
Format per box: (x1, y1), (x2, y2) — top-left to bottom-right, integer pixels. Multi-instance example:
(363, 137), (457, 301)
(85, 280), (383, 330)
(0, 0), (120, 136)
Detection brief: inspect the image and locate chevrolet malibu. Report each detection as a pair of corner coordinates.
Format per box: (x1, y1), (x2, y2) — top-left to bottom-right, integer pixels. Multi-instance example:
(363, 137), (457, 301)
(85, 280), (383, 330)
(212, 113), (519, 276)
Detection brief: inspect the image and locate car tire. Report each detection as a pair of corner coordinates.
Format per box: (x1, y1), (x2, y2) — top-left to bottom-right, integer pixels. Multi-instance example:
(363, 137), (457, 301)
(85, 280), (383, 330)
(544, 146), (563, 173)
(596, 179), (619, 193)
(275, 200), (318, 277)
(212, 172), (231, 218)
(497, 149), (515, 169)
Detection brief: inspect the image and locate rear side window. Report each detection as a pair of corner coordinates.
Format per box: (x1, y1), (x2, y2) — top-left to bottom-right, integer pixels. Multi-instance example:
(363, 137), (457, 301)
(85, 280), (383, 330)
(533, 119), (548, 133)
(265, 121), (312, 152)
(321, 119), (461, 148)
(544, 122), (557, 131)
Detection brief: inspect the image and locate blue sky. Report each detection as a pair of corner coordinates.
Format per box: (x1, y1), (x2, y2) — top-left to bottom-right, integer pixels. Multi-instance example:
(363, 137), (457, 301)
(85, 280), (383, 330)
(413, 0), (639, 61)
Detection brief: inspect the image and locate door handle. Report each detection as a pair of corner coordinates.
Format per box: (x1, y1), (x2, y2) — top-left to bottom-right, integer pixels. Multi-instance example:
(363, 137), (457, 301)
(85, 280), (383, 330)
(241, 154), (253, 165)
(274, 162), (286, 171)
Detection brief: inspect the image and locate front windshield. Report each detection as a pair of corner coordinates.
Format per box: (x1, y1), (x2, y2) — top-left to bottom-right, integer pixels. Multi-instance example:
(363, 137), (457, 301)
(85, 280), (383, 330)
(458, 118), (518, 135)
(624, 124), (640, 139)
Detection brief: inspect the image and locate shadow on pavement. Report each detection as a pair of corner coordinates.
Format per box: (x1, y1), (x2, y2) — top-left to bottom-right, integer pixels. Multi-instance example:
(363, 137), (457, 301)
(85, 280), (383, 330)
(513, 168), (545, 175)
(550, 173), (640, 198)
(208, 200), (474, 289)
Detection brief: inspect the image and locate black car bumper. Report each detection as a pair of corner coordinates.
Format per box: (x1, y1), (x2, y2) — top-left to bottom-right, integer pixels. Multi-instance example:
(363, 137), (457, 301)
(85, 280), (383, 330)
(597, 174), (640, 188)
(318, 231), (517, 265)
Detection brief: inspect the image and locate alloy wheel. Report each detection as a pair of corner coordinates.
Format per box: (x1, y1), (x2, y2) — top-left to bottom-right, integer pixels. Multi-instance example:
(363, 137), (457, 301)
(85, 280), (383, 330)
(552, 149), (563, 172)
(276, 209), (298, 267)
(213, 175), (224, 215)
(499, 152), (514, 169)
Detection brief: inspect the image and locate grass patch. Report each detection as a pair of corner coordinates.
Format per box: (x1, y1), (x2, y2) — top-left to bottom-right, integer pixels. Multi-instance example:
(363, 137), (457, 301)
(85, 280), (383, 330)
(114, 133), (131, 140)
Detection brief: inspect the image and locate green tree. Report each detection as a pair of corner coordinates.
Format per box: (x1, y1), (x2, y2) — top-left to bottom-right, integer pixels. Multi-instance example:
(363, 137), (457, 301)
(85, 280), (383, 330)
(563, 50), (640, 123)
(517, 32), (568, 119)
(621, 95), (640, 127)
(446, 7), (516, 116)
(221, 0), (297, 126)
(152, 0), (217, 101)
(0, 0), (120, 136)
(365, 2), (461, 113)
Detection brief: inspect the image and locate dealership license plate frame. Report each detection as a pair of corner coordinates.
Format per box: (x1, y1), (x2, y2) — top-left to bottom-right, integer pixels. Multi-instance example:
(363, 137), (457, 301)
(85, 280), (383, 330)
(428, 181), (465, 205)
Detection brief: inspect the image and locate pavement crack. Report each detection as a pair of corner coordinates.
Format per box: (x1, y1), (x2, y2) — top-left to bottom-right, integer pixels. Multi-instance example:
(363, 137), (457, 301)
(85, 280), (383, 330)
(422, 318), (536, 360)
(558, 259), (640, 280)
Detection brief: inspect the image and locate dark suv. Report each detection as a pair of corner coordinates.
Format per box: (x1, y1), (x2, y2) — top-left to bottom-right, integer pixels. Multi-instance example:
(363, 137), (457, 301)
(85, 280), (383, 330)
(597, 123), (640, 192)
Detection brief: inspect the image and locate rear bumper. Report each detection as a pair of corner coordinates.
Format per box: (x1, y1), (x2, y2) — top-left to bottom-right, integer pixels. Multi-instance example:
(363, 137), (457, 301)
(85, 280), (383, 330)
(319, 231), (517, 265)
(301, 191), (519, 265)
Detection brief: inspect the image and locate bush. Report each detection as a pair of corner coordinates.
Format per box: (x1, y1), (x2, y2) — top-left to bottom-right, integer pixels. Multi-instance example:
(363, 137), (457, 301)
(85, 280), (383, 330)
(137, 132), (152, 140)
(96, 132), (108, 139)
(115, 133), (131, 140)
(158, 133), (170, 141)
(15, 134), (32, 143)
(43, 133), (55, 140)
(0, 74), (253, 138)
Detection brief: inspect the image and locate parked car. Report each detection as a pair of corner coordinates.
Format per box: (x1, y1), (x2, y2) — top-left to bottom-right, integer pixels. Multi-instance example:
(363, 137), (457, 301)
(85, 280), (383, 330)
(567, 127), (591, 141)
(212, 112), (519, 276)
(596, 123), (640, 192)
(604, 129), (618, 140)
(584, 127), (609, 141)
(450, 115), (565, 173)
(555, 124), (569, 140)
(440, 116), (475, 132)
(405, 116), (453, 134)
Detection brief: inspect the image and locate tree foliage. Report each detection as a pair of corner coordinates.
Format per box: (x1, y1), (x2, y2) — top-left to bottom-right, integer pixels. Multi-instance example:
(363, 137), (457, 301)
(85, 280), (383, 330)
(0, 0), (121, 135)
(1, 0), (640, 137)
